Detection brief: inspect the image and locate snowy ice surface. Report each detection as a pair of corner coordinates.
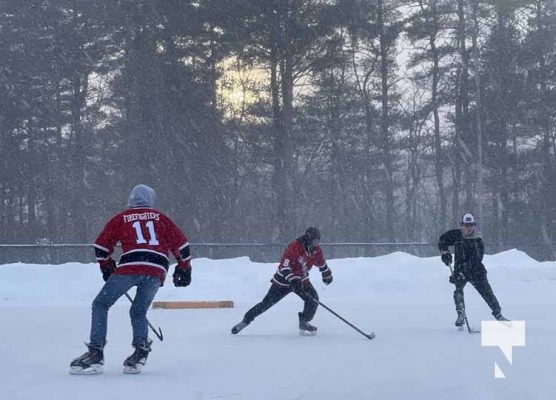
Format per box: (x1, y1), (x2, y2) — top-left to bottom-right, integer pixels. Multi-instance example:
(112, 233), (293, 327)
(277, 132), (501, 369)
(1, 249), (555, 400)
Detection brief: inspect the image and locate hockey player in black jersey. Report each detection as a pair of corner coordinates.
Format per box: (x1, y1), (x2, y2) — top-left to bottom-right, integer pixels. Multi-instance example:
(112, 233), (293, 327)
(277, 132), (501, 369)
(438, 213), (510, 328)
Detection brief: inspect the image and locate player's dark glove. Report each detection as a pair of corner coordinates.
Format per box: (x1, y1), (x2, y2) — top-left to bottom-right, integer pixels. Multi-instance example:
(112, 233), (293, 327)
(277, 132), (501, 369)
(322, 269), (333, 285)
(290, 278), (302, 293)
(173, 266), (191, 287)
(449, 271), (466, 284)
(441, 251), (452, 266)
(100, 259), (116, 282)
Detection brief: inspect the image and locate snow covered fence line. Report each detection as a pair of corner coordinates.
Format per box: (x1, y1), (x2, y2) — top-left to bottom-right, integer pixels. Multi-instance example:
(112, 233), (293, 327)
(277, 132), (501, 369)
(0, 241), (438, 264)
(1, 241), (551, 265)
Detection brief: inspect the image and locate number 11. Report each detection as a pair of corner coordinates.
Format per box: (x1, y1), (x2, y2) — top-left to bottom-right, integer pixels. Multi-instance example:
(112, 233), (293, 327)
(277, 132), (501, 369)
(132, 221), (159, 245)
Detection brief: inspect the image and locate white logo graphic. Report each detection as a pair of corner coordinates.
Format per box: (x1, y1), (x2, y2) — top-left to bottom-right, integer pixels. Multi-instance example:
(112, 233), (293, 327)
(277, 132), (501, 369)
(481, 321), (525, 378)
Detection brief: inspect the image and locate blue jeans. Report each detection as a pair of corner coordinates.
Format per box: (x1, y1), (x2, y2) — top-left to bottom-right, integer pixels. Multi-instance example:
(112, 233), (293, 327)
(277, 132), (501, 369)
(90, 274), (161, 348)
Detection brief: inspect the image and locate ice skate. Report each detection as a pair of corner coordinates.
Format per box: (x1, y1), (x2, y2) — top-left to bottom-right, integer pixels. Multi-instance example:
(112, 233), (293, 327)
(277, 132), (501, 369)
(69, 343), (104, 375)
(494, 312), (512, 327)
(231, 320), (249, 335)
(298, 313), (317, 336)
(123, 339), (152, 374)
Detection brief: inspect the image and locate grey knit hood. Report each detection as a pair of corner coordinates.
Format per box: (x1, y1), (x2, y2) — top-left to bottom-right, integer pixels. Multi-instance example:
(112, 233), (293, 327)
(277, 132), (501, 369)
(128, 184), (156, 208)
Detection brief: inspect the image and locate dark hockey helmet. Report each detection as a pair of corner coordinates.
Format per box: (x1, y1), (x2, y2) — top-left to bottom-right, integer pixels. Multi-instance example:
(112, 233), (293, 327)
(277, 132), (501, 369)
(301, 226), (321, 253)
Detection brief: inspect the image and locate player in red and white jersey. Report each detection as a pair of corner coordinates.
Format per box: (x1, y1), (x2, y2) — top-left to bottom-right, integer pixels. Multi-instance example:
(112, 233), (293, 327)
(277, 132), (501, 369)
(70, 184), (192, 375)
(93, 199), (191, 284)
(231, 227), (333, 336)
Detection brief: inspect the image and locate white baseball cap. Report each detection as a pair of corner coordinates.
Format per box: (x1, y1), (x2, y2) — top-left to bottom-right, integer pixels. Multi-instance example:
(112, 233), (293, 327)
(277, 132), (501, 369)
(461, 213), (476, 225)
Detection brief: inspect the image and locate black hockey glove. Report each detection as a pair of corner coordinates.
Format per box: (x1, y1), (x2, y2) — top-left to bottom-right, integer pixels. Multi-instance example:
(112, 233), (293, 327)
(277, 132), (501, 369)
(173, 267), (191, 287)
(100, 259), (116, 282)
(449, 271), (466, 284)
(322, 269), (333, 285)
(290, 278), (302, 293)
(441, 251), (452, 266)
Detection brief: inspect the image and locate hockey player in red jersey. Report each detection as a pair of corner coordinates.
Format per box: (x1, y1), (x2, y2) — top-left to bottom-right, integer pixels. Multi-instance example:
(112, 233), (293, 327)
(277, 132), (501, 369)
(70, 184), (192, 375)
(231, 227), (333, 336)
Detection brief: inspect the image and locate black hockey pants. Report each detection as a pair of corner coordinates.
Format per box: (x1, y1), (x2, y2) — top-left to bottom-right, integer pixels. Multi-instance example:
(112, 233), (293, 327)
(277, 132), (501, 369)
(243, 282), (319, 323)
(453, 273), (501, 316)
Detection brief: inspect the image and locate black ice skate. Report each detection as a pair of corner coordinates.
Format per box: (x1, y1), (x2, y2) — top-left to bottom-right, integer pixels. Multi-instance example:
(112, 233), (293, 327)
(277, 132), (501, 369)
(298, 313), (317, 336)
(123, 339), (152, 374)
(494, 312), (512, 327)
(455, 310), (465, 330)
(231, 320), (249, 335)
(69, 343), (104, 375)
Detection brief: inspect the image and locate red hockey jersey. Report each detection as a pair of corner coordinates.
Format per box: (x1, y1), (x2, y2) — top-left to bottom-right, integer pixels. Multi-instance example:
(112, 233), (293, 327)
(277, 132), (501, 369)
(271, 239), (328, 287)
(94, 207), (191, 284)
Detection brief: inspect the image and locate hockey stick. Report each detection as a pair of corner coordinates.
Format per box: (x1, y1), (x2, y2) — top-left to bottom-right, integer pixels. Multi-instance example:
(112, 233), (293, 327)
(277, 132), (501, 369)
(310, 297), (375, 340)
(124, 292), (164, 341)
(446, 264), (480, 334)
(463, 313), (480, 334)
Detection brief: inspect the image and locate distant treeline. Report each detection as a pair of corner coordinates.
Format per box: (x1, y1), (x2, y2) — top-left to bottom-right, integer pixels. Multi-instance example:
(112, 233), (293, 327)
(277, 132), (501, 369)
(1, 0), (554, 260)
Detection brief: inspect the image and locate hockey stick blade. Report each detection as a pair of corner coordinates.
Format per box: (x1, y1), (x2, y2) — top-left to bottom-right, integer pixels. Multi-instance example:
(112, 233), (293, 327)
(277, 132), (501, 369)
(312, 298), (375, 341)
(464, 315), (480, 334)
(154, 327), (164, 341)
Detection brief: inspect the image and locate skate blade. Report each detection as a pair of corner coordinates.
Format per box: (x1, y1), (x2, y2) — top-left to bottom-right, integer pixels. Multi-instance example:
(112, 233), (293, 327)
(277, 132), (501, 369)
(457, 325), (464, 331)
(69, 365), (103, 375)
(123, 365), (142, 374)
(498, 320), (513, 327)
(299, 329), (317, 336)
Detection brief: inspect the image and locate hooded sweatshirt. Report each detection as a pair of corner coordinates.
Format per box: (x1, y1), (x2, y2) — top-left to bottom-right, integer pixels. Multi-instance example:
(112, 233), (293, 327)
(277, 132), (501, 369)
(128, 184), (156, 208)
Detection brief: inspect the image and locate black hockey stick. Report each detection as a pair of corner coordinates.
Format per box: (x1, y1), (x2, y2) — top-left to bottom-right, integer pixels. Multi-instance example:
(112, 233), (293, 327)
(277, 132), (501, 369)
(124, 292), (164, 341)
(447, 264), (480, 334)
(310, 297), (375, 340)
(463, 313), (480, 334)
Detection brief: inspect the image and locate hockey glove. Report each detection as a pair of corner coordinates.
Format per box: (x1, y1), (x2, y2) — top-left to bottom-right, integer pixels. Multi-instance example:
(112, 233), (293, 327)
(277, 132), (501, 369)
(441, 251), (452, 266)
(290, 278), (302, 293)
(100, 259), (116, 282)
(322, 269), (333, 285)
(449, 271), (466, 284)
(173, 266), (191, 287)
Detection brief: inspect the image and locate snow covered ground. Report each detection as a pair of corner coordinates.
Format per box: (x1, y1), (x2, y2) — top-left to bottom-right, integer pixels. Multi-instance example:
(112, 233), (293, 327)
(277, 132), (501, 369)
(1, 250), (555, 400)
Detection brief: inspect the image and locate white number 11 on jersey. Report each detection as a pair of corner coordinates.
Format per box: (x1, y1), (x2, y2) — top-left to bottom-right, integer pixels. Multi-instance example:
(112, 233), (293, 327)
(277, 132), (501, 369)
(132, 221), (159, 245)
